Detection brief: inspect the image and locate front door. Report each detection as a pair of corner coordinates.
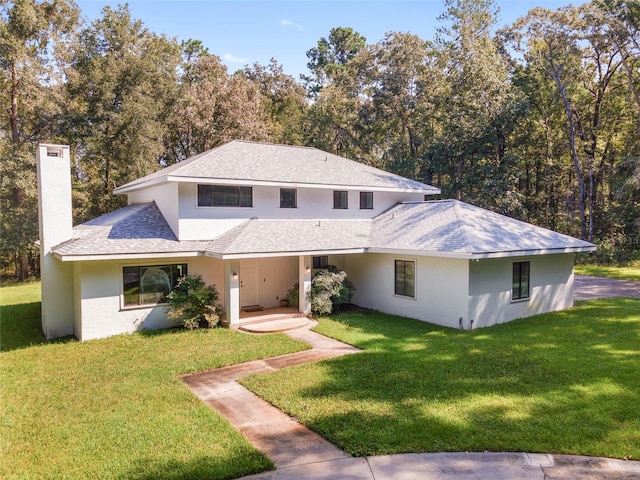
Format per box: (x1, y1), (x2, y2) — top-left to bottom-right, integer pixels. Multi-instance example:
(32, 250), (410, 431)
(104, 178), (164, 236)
(240, 259), (260, 307)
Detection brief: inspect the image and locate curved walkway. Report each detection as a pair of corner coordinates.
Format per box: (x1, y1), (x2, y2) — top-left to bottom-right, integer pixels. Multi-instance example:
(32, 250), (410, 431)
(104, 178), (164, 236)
(182, 316), (640, 480)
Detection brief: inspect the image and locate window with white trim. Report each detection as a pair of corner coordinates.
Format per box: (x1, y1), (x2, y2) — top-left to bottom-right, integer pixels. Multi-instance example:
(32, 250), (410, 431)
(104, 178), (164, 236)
(394, 260), (415, 297)
(360, 191), (373, 209)
(512, 261), (530, 301)
(123, 264), (187, 307)
(198, 185), (252, 207)
(280, 188), (297, 208)
(333, 190), (348, 209)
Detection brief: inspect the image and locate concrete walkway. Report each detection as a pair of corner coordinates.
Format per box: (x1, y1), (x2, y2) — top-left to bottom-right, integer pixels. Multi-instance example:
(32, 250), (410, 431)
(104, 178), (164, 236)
(574, 274), (640, 300)
(182, 318), (640, 480)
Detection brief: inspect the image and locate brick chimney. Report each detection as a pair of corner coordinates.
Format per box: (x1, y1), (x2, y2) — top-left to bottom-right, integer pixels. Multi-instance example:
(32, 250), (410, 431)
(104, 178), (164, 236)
(36, 144), (75, 338)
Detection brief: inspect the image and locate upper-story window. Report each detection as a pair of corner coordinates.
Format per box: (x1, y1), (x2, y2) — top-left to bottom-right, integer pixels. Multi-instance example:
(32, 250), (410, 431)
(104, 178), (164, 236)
(360, 191), (373, 209)
(198, 185), (252, 207)
(333, 190), (348, 209)
(280, 188), (297, 208)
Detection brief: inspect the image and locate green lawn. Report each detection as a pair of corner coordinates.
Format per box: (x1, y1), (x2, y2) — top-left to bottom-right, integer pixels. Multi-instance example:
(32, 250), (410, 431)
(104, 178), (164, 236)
(0, 282), (309, 480)
(241, 301), (640, 460)
(3, 283), (640, 478)
(575, 263), (640, 281)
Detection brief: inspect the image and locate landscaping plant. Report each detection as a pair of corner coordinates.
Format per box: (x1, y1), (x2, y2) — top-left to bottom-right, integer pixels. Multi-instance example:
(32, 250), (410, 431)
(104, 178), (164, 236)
(165, 274), (223, 329)
(308, 265), (355, 315)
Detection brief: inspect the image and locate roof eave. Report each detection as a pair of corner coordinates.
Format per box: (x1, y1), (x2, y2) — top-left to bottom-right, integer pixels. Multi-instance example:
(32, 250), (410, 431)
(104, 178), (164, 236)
(367, 247), (474, 259)
(53, 251), (204, 262)
(206, 248), (367, 260)
(115, 175), (440, 195)
(113, 176), (169, 195)
(469, 246), (597, 259)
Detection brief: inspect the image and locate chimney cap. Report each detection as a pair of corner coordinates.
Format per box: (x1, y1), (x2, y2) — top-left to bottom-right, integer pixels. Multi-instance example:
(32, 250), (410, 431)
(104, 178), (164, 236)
(38, 144), (70, 158)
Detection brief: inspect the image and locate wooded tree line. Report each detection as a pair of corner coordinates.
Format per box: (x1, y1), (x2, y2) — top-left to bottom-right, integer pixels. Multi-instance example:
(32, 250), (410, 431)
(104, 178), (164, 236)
(1, 0), (638, 280)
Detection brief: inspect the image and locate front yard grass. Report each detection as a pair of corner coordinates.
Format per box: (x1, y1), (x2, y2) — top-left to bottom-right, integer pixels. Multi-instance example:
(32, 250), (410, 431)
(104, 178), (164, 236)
(575, 263), (640, 281)
(0, 282), (309, 480)
(241, 300), (640, 460)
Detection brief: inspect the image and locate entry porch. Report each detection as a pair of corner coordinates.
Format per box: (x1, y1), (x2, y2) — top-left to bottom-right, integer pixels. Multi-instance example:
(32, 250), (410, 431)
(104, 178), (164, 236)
(222, 255), (313, 328)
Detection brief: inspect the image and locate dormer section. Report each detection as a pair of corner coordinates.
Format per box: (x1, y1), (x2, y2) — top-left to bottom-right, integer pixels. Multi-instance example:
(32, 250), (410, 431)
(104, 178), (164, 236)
(114, 141), (441, 241)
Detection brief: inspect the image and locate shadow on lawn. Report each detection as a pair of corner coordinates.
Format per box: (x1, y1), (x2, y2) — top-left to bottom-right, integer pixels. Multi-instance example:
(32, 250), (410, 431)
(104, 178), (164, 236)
(0, 302), (74, 352)
(289, 299), (640, 458)
(123, 451), (273, 480)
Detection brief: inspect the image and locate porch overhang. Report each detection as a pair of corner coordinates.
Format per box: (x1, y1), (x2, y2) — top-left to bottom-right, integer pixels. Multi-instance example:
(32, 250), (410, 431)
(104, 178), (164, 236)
(205, 248), (366, 260)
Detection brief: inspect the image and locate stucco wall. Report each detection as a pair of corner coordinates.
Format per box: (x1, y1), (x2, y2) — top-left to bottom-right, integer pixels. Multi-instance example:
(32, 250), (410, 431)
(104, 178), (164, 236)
(345, 253), (469, 329)
(37, 145), (75, 338)
(468, 254), (574, 328)
(175, 183), (425, 240)
(76, 256), (224, 341)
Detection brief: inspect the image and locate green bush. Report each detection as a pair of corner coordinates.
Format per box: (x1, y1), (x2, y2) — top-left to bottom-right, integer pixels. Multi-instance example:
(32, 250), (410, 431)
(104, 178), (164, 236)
(165, 274), (222, 329)
(308, 265), (355, 316)
(284, 283), (299, 307)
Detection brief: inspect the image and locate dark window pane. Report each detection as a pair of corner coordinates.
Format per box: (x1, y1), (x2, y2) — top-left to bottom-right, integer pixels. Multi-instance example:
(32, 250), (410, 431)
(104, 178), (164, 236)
(313, 256), (328, 269)
(395, 261), (404, 295)
(360, 191), (373, 209)
(512, 261), (530, 300)
(280, 188), (297, 208)
(201, 185), (253, 207)
(197, 185), (212, 206)
(334, 190), (348, 209)
(239, 187), (252, 207)
(123, 267), (140, 306)
(405, 261), (415, 297)
(395, 260), (415, 297)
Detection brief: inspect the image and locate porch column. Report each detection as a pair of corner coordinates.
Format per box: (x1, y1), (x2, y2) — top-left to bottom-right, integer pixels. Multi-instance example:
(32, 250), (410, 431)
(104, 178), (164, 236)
(299, 255), (312, 315)
(225, 259), (240, 327)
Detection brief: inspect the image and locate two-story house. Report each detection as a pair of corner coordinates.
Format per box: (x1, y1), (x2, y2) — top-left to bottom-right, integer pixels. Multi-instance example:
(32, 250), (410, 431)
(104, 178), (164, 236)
(37, 141), (595, 341)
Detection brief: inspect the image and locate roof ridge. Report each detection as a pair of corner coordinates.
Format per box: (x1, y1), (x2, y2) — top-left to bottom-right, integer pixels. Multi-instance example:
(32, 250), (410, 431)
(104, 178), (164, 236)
(254, 217), (371, 222)
(450, 201), (472, 254)
(397, 199), (455, 205)
(206, 217), (257, 253)
(229, 139), (319, 152)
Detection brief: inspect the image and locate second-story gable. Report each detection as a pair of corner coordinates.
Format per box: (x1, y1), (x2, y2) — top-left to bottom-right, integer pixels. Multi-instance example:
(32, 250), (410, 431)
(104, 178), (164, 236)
(119, 141), (440, 241)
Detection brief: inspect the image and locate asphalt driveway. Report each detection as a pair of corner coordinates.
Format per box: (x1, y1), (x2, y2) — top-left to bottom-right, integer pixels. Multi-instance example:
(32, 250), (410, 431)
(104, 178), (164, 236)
(574, 275), (640, 300)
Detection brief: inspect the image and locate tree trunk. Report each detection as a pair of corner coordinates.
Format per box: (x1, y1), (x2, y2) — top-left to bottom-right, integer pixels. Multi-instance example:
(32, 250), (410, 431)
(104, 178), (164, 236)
(10, 63), (20, 143)
(554, 77), (587, 239)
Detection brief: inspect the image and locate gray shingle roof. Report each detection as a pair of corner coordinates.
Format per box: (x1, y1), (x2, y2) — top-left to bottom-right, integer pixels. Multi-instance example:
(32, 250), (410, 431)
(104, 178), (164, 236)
(370, 200), (595, 256)
(53, 203), (207, 257)
(53, 200), (595, 259)
(114, 140), (439, 194)
(205, 218), (371, 256)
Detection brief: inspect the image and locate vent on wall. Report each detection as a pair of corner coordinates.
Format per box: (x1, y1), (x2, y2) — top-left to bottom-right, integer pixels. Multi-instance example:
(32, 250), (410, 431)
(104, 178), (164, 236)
(46, 146), (64, 157)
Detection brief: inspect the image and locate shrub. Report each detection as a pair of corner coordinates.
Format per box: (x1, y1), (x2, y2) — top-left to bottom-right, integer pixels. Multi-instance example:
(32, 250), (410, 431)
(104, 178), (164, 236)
(308, 265), (355, 316)
(284, 283), (299, 307)
(165, 274), (222, 329)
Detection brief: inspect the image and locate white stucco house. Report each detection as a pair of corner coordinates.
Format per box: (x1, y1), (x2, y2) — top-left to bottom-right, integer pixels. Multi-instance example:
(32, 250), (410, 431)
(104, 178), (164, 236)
(36, 141), (596, 341)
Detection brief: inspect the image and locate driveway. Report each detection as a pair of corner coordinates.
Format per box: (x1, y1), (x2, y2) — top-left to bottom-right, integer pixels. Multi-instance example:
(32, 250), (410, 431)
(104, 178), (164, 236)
(574, 275), (640, 300)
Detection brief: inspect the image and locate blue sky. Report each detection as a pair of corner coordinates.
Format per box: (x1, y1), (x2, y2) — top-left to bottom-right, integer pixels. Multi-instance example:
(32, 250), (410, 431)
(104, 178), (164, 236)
(76, 0), (586, 79)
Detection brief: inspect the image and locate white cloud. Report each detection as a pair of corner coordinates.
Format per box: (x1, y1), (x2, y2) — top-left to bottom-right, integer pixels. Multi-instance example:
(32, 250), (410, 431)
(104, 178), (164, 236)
(280, 18), (302, 30)
(223, 53), (249, 63)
